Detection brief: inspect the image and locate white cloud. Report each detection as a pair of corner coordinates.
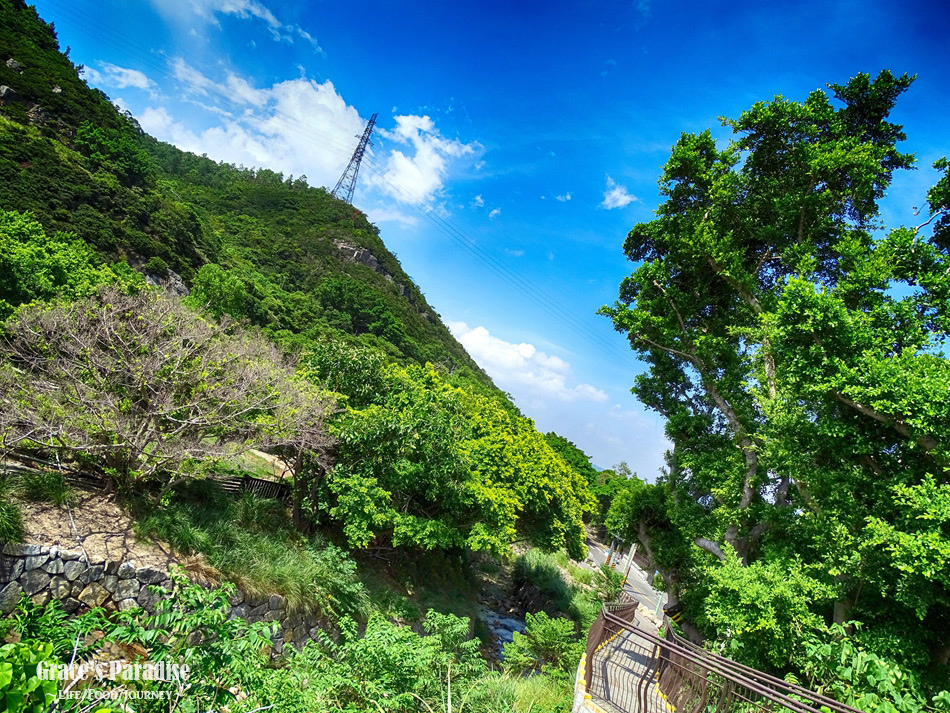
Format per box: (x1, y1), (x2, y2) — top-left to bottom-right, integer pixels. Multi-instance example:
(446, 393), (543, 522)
(369, 114), (480, 206)
(472, 194), (484, 207)
(138, 60), (477, 221)
(555, 192), (571, 202)
(86, 62), (157, 96)
(601, 175), (637, 209)
(148, 0), (322, 52)
(489, 208), (501, 219)
(504, 248), (524, 257)
(139, 63), (366, 191)
(448, 322), (608, 403)
(364, 205), (419, 228)
(170, 56), (220, 97)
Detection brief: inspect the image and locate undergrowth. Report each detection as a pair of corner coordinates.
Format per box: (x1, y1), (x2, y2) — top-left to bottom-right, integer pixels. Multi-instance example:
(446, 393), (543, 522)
(513, 549), (618, 632)
(134, 479), (368, 619)
(14, 468), (73, 506)
(0, 478), (24, 543)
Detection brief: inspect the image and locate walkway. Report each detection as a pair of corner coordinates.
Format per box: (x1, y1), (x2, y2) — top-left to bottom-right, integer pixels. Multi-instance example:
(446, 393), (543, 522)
(578, 602), (865, 713)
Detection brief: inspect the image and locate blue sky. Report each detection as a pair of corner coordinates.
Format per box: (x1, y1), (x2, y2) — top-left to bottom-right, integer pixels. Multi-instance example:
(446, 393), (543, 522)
(32, 0), (950, 478)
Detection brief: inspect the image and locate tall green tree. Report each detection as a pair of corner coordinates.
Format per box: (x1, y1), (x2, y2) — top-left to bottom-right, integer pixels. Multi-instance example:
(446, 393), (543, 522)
(601, 71), (950, 686)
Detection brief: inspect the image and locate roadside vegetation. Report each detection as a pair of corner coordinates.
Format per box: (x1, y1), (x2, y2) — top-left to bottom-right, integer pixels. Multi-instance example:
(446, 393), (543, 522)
(2, 2), (946, 712)
(0, 4), (601, 710)
(600, 70), (950, 710)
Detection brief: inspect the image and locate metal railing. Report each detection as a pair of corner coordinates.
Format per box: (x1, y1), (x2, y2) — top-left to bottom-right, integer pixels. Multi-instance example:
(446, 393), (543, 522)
(585, 602), (865, 713)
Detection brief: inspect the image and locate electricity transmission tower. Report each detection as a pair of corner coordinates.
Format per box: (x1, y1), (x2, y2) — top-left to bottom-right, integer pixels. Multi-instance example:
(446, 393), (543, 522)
(331, 113), (378, 205)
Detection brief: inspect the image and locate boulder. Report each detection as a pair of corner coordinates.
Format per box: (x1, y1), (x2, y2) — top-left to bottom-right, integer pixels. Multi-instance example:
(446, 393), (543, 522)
(246, 604), (267, 624)
(114, 579), (140, 600)
(5, 58), (23, 72)
(79, 564), (105, 585)
(63, 561), (85, 582)
(31, 590), (51, 607)
(117, 562), (136, 579)
(102, 575), (118, 593)
(50, 576), (71, 599)
(246, 592), (267, 608)
(136, 586), (163, 611)
(61, 597), (81, 614)
(117, 598), (139, 612)
(58, 550), (81, 562)
(77, 582), (109, 608)
(20, 569), (50, 595)
(0, 581), (23, 614)
(43, 558), (65, 575)
(1, 557), (24, 584)
(268, 594), (286, 611)
(2, 543), (45, 556)
(24, 554), (49, 570)
(136, 566), (166, 585)
(0, 85), (19, 101)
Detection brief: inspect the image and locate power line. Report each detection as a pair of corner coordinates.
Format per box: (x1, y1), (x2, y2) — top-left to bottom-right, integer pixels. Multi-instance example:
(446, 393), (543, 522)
(42, 0), (643, 371)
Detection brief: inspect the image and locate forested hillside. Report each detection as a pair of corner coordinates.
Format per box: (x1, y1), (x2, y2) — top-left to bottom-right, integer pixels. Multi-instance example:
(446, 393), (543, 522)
(0, 0), (483, 374)
(0, 6), (611, 712)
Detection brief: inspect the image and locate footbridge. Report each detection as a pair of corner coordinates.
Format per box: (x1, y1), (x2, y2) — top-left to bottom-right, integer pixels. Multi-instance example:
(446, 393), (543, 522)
(573, 597), (863, 713)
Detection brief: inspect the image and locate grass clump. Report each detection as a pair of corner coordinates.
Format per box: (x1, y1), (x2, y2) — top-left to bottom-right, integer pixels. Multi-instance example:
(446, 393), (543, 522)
(0, 478), (24, 543)
(15, 469), (73, 506)
(513, 549), (620, 632)
(135, 479), (368, 619)
(478, 673), (573, 713)
(514, 549), (576, 615)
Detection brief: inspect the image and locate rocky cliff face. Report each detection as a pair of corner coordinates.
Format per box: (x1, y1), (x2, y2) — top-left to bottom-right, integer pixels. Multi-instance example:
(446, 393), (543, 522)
(333, 239), (435, 322)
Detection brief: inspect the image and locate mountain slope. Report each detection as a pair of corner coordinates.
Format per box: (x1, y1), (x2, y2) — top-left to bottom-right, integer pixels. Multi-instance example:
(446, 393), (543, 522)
(0, 0), (487, 379)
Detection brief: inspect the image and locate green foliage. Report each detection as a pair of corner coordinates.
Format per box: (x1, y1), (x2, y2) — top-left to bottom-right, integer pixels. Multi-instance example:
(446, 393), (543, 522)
(321, 358), (592, 557)
(14, 468), (73, 506)
(136, 484), (368, 619)
(233, 610), (494, 713)
(0, 289), (331, 494)
(600, 69), (950, 698)
(513, 549), (602, 630)
(112, 569), (276, 689)
(186, 263), (250, 320)
(0, 642), (58, 713)
(503, 611), (583, 679)
(476, 674), (572, 713)
(698, 550), (834, 671)
(596, 563), (626, 602)
(318, 274), (407, 346)
(10, 596), (110, 660)
(144, 255), (170, 277)
(544, 432), (599, 487)
(0, 209), (138, 319)
(75, 120), (154, 188)
(0, 478), (23, 543)
(800, 623), (949, 713)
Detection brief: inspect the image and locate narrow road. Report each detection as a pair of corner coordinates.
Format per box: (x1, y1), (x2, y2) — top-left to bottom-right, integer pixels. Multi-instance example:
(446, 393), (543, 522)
(585, 534), (666, 614)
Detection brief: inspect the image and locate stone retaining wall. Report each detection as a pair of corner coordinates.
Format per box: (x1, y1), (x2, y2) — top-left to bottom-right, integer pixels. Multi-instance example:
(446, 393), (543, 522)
(0, 543), (329, 654)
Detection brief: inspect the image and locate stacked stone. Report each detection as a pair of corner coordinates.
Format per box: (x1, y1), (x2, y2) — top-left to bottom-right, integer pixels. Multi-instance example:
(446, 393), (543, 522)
(0, 544), (169, 616)
(225, 590), (329, 654)
(0, 543), (330, 654)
